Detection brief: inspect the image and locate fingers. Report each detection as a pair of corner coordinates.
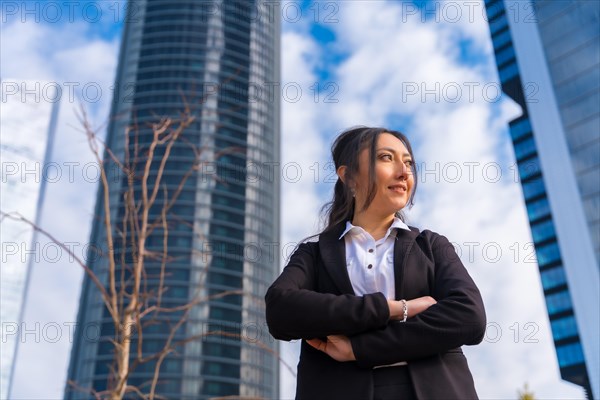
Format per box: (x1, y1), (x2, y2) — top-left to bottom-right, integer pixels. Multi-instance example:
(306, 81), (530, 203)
(306, 336), (354, 362)
(306, 338), (327, 353)
(307, 338), (328, 353)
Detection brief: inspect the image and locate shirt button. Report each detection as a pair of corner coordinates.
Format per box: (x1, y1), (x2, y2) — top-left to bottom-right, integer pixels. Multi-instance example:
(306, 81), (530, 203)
(367, 264), (373, 269)
(368, 249), (374, 253)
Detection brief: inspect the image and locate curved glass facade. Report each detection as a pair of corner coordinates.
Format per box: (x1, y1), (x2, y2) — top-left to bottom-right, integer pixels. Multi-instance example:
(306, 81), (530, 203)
(65, 1), (280, 399)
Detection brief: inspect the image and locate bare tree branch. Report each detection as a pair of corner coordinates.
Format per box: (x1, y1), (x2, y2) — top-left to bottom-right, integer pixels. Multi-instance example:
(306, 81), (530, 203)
(0, 211), (112, 311)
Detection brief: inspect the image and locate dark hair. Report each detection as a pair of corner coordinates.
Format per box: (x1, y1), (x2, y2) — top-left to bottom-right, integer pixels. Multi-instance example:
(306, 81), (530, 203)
(320, 126), (418, 232)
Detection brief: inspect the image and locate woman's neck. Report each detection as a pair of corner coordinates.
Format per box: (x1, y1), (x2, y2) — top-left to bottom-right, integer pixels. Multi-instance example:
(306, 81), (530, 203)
(351, 212), (395, 241)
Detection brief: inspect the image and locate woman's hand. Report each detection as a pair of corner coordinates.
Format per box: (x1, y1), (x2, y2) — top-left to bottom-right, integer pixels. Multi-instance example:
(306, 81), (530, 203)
(306, 335), (356, 362)
(387, 296), (437, 320)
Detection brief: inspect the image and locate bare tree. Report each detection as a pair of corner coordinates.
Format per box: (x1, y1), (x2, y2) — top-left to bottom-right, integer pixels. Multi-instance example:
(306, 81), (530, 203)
(2, 103), (292, 399)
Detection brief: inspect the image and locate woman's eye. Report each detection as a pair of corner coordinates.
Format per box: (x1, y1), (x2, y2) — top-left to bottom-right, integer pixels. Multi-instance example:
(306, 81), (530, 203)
(379, 154), (392, 161)
(404, 160), (413, 166)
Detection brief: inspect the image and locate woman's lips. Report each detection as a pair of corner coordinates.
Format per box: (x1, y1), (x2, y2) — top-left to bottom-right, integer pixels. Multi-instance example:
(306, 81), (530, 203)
(388, 185), (407, 192)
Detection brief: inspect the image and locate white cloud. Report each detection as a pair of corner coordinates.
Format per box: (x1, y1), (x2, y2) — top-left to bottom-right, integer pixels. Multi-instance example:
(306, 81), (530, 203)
(280, 31), (329, 241)
(2, 15), (119, 399)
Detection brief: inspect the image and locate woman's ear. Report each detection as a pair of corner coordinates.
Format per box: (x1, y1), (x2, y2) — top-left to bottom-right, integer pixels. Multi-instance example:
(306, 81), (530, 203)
(337, 165), (347, 184)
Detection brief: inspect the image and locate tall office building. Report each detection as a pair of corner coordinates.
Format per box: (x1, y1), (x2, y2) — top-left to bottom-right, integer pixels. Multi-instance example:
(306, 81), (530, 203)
(65, 1), (280, 399)
(484, 0), (599, 397)
(0, 81), (59, 399)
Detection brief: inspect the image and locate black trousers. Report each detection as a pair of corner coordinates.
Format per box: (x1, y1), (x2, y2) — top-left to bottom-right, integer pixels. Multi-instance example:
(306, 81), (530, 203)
(372, 365), (417, 400)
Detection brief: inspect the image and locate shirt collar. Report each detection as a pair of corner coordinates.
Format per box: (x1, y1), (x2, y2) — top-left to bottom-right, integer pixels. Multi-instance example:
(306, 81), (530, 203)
(338, 217), (410, 240)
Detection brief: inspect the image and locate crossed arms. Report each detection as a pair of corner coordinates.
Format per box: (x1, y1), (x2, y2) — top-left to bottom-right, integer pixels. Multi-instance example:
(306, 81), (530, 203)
(264, 232), (486, 368)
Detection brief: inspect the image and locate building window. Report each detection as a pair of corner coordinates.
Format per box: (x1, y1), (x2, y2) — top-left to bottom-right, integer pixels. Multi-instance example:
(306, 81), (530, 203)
(490, 15), (509, 35)
(510, 118), (532, 141)
(537, 242), (561, 266)
(156, 379), (181, 393)
(551, 315), (579, 341)
(485, 0), (504, 19)
(210, 224), (244, 240)
(493, 29), (512, 51)
(540, 266), (567, 290)
(577, 168), (600, 197)
(213, 194), (245, 209)
(204, 343), (240, 358)
(163, 358), (182, 373)
(97, 340), (115, 355)
(204, 381), (238, 396)
(514, 136), (537, 159)
(523, 178), (546, 200)
(94, 361), (111, 375)
(166, 286), (188, 299)
(495, 41), (515, 64)
(526, 196), (550, 221)
(210, 305), (241, 322)
(141, 339), (162, 353)
(546, 290), (573, 315)
(499, 61), (519, 82)
(519, 156), (542, 182)
(209, 271), (242, 287)
(203, 361), (239, 377)
(531, 219), (557, 243)
(557, 342), (585, 367)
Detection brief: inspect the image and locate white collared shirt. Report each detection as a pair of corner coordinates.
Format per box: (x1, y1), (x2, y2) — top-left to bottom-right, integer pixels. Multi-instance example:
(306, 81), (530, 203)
(339, 217), (411, 369)
(339, 217), (411, 300)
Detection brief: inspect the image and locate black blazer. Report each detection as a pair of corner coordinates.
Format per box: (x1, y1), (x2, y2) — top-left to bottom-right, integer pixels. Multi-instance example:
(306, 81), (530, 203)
(265, 223), (486, 400)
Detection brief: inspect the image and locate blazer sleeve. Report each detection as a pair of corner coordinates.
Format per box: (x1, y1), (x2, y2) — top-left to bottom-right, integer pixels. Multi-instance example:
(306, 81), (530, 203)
(350, 231), (486, 368)
(265, 242), (390, 341)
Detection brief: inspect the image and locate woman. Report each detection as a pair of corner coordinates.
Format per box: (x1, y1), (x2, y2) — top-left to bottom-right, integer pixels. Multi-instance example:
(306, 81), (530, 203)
(265, 127), (486, 400)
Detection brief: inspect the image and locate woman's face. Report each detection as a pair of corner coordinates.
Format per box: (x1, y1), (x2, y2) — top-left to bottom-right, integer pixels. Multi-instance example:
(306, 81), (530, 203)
(354, 133), (414, 216)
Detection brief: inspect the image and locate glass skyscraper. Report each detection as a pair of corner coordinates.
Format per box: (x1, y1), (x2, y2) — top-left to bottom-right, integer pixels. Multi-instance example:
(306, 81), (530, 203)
(484, 0), (599, 398)
(65, 1), (280, 399)
(1, 81), (59, 399)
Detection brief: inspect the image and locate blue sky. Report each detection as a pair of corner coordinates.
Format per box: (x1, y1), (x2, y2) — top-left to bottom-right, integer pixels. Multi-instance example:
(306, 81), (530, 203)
(0, 1), (588, 399)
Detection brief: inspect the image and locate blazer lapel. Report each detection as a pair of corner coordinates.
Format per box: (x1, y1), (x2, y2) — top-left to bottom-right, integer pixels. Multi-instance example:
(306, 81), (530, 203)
(318, 224), (355, 295)
(393, 226), (419, 299)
